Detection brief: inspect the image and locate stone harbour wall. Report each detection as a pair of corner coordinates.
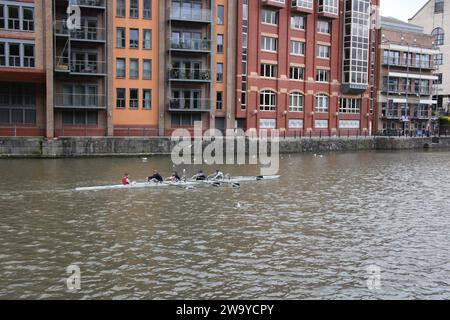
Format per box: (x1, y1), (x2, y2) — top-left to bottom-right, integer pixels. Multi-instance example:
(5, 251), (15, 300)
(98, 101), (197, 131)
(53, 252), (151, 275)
(0, 136), (449, 158)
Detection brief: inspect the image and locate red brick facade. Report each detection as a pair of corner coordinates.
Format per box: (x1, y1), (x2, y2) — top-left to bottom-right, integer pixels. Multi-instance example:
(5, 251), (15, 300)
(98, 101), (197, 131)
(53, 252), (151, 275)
(235, 0), (380, 136)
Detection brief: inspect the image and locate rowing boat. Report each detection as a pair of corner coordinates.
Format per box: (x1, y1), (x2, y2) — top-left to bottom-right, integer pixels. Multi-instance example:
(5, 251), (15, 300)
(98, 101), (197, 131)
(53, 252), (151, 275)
(75, 175), (280, 192)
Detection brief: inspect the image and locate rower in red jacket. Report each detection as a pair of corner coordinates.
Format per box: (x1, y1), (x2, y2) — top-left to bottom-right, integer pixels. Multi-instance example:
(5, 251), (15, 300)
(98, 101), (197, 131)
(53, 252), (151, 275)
(122, 173), (131, 185)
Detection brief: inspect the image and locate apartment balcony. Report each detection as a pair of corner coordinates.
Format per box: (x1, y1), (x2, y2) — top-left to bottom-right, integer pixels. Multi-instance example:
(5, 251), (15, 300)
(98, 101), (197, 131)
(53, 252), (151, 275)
(414, 112), (431, 119)
(169, 9), (212, 23)
(262, 0), (286, 9)
(381, 112), (401, 119)
(168, 68), (211, 82)
(68, 0), (106, 9)
(54, 93), (106, 109)
(318, 5), (339, 19)
(381, 86), (431, 96)
(169, 98), (212, 112)
(291, 0), (314, 14)
(382, 59), (435, 70)
(54, 21), (106, 42)
(169, 38), (212, 53)
(55, 57), (106, 76)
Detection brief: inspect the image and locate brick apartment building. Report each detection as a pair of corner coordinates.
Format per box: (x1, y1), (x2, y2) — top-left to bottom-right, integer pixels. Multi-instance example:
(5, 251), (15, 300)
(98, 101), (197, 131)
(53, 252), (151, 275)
(0, 0), (380, 137)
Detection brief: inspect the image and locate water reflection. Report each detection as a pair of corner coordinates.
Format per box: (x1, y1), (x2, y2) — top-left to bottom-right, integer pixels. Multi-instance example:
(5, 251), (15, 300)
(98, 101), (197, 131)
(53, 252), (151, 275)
(0, 151), (449, 299)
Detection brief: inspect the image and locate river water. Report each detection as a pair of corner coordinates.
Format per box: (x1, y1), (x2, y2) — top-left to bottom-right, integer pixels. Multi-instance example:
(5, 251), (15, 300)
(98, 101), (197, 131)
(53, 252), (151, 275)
(0, 151), (449, 300)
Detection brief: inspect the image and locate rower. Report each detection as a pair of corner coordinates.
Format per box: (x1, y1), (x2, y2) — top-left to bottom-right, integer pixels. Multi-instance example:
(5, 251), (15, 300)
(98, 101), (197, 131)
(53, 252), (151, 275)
(192, 170), (207, 181)
(122, 173), (131, 185)
(208, 169), (225, 180)
(166, 171), (181, 182)
(148, 170), (163, 183)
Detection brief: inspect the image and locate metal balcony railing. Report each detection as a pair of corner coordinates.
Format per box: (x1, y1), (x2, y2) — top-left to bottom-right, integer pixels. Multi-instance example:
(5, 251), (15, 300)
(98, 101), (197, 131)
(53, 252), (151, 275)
(170, 38), (212, 52)
(54, 21), (105, 41)
(169, 98), (212, 111)
(383, 58), (435, 69)
(54, 93), (106, 109)
(55, 56), (106, 75)
(168, 68), (211, 81)
(69, 0), (105, 7)
(170, 9), (212, 23)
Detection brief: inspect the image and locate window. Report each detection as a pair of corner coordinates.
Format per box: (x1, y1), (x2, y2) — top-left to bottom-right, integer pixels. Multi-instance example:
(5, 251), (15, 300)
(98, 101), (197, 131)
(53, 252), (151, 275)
(143, 89), (152, 109)
(130, 59), (139, 79)
(23, 44), (34, 68)
(290, 66), (304, 80)
(317, 20), (330, 34)
(143, 29), (152, 49)
(143, 0), (152, 19)
(130, 0), (139, 18)
(261, 63), (277, 78)
(262, 36), (277, 52)
(434, 73), (443, 85)
(22, 7), (34, 31)
(143, 59), (152, 80)
(0, 4), (34, 31)
(432, 27), (444, 46)
(0, 42), (5, 66)
(116, 58), (125, 78)
(318, 0), (339, 15)
(317, 45), (330, 58)
(291, 15), (305, 30)
(217, 5), (224, 25)
(435, 53), (443, 65)
(8, 43), (20, 67)
(217, 63), (223, 82)
(262, 9), (278, 25)
(0, 5), (4, 29)
(62, 111), (98, 126)
(117, 0), (125, 17)
(216, 91), (223, 110)
(435, 0), (444, 13)
(8, 6), (19, 30)
(340, 98), (361, 114)
(116, 88), (125, 108)
(217, 34), (224, 53)
(316, 69), (329, 82)
(116, 28), (125, 48)
(129, 89), (139, 108)
(260, 90), (276, 111)
(171, 113), (201, 126)
(130, 29), (139, 48)
(289, 92), (304, 112)
(315, 94), (329, 113)
(290, 40), (305, 55)
(0, 83), (36, 124)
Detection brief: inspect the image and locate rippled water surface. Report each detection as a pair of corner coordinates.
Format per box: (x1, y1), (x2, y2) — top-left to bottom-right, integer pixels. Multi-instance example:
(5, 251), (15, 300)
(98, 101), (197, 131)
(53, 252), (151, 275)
(0, 151), (449, 299)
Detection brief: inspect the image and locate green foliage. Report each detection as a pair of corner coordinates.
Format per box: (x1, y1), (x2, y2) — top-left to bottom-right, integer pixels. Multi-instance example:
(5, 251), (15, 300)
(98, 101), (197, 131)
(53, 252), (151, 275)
(440, 117), (450, 126)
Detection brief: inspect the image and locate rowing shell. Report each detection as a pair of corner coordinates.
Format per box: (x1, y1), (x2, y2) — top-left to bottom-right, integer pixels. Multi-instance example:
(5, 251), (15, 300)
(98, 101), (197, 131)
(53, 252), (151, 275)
(75, 175), (280, 192)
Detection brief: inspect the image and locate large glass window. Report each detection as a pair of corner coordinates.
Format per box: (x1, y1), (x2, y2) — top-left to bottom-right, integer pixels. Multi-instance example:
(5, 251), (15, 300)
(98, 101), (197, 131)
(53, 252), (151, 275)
(291, 15), (305, 30)
(130, 59), (139, 79)
(260, 90), (276, 111)
(432, 27), (444, 45)
(22, 7), (34, 31)
(261, 9), (278, 25)
(143, 29), (152, 49)
(130, 0), (139, 18)
(315, 94), (329, 113)
(116, 0), (125, 17)
(217, 5), (224, 25)
(340, 98), (361, 114)
(143, 0), (152, 19)
(143, 89), (152, 109)
(8, 6), (19, 30)
(130, 29), (139, 48)
(0, 83), (36, 124)
(289, 92), (304, 112)
(129, 89), (139, 108)
(143, 59), (152, 80)
(116, 28), (125, 48)
(116, 88), (125, 108)
(116, 58), (125, 78)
